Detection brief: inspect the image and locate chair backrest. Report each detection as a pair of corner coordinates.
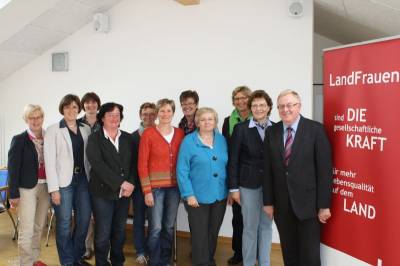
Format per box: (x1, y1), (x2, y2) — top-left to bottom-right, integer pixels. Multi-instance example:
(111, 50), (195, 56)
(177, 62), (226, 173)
(0, 169), (8, 201)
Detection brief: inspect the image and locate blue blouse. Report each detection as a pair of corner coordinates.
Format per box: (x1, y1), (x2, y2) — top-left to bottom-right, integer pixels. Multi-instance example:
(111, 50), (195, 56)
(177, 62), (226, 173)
(177, 129), (228, 204)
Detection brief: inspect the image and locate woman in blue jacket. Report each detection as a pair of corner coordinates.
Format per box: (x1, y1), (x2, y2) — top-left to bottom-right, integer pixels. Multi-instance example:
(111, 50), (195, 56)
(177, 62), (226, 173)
(177, 107), (228, 266)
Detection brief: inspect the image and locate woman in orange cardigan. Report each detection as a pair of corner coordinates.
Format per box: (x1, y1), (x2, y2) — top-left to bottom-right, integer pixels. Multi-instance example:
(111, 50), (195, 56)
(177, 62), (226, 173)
(138, 98), (184, 266)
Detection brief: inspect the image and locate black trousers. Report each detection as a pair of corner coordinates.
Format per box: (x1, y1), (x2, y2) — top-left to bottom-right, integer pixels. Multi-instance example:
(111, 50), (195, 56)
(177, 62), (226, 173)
(231, 201), (243, 257)
(186, 199), (227, 266)
(275, 203), (321, 266)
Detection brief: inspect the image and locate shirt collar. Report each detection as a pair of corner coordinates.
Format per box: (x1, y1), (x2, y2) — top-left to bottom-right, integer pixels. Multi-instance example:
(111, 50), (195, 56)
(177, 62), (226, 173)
(59, 119), (83, 128)
(194, 129), (217, 147)
(103, 128), (121, 140)
(249, 117), (272, 129)
(283, 115), (301, 133)
(27, 128), (44, 139)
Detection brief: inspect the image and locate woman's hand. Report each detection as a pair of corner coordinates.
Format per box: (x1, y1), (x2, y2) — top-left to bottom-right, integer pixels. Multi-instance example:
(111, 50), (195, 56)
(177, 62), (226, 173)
(120, 181), (134, 197)
(230, 191), (241, 205)
(263, 205), (274, 220)
(145, 193), (154, 207)
(187, 196), (199, 208)
(9, 198), (20, 208)
(51, 191), (61, 205)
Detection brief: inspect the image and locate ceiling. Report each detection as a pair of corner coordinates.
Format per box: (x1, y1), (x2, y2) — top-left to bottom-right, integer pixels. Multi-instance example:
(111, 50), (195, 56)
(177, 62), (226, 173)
(0, 0), (121, 81)
(315, 0), (400, 43)
(0, 0), (399, 81)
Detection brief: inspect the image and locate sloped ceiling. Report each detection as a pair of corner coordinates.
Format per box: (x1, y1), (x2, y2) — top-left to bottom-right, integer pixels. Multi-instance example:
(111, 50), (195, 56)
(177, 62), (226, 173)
(0, 0), (400, 81)
(0, 0), (121, 81)
(315, 0), (400, 44)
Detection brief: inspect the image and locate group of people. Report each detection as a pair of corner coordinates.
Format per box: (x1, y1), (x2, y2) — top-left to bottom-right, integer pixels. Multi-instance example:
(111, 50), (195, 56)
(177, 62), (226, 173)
(7, 86), (333, 266)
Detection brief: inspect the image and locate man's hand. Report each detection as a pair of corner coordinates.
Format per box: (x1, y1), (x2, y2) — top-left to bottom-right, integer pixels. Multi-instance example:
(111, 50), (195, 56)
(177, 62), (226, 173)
(318, 208), (331, 224)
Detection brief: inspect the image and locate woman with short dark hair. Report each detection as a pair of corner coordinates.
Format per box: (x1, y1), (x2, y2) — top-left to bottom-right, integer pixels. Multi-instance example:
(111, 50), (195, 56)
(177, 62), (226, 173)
(86, 102), (135, 266)
(229, 90), (274, 266)
(179, 90), (199, 135)
(78, 92), (101, 260)
(79, 92), (101, 133)
(44, 94), (91, 266)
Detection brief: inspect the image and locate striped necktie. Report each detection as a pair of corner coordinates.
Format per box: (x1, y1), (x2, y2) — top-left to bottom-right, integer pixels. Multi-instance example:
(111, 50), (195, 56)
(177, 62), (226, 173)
(284, 127), (293, 166)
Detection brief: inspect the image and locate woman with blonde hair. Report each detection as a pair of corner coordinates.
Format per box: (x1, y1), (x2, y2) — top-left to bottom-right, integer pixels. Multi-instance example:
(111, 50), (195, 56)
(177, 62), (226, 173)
(8, 104), (50, 266)
(177, 107), (228, 266)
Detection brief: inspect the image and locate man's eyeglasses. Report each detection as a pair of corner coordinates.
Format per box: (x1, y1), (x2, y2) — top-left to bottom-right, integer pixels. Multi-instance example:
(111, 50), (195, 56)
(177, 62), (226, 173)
(277, 103), (299, 110)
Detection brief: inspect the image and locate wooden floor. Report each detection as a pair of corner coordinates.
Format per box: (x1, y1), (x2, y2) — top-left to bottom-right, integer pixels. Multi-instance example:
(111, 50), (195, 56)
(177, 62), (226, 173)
(0, 209), (284, 266)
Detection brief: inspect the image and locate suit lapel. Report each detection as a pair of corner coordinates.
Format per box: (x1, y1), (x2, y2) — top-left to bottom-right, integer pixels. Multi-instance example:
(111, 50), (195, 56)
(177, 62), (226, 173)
(25, 132), (38, 164)
(118, 134), (128, 161)
(79, 124), (89, 141)
(101, 131), (121, 164)
(61, 128), (73, 156)
(249, 126), (263, 146)
(275, 122), (285, 162)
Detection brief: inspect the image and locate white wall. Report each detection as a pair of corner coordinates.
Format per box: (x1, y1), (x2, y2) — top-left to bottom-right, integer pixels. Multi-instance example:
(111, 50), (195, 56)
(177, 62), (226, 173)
(312, 33), (341, 123)
(0, 0), (313, 240)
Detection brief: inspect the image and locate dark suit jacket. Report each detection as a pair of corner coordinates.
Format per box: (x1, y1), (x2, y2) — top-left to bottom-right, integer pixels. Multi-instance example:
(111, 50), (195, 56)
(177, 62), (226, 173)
(229, 120), (274, 189)
(131, 130), (141, 188)
(263, 116), (332, 220)
(86, 129), (136, 200)
(7, 131), (40, 199)
(222, 116), (231, 143)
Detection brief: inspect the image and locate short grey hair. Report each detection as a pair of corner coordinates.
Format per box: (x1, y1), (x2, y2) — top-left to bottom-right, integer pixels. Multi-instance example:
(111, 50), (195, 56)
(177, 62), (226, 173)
(277, 89), (301, 103)
(23, 104), (44, 122)
(194, 107), (219, 128)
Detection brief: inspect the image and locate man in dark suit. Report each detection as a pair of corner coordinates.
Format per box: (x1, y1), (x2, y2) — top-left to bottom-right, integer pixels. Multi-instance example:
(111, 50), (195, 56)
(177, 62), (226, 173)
(263, 89), (332, 266)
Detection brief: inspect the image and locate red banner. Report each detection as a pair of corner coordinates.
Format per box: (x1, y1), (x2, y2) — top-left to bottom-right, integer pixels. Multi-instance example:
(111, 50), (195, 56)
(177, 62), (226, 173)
(322, 37), (400, 266)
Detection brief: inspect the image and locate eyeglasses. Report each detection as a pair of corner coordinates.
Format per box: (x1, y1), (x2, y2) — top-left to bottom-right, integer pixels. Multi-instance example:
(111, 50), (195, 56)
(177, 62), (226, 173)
(141, 112), (155, 117)
(251, 103), (268, 109)
(233, 96), (248, 101)
(27, 116), (43, 120)
(105, 113), (120, 118)
(277, 103), (299, 110)
(181, 102), (196, 107)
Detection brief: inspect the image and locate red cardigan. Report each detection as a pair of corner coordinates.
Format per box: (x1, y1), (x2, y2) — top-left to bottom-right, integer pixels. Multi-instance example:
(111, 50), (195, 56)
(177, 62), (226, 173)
(138, 126), (184, 195)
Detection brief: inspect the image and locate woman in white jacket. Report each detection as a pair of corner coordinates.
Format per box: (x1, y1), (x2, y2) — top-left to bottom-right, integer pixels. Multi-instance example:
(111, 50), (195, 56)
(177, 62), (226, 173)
(44, 94), (91, 266)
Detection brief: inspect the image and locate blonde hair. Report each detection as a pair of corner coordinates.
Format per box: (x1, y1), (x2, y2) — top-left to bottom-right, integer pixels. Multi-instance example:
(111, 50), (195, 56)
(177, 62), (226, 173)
(277, 89), (301, 103)
(231, 85), (252, 103)
(23, 104), (44, 122)
(156, 98), (175, 113)
(194, 107), (219, 128)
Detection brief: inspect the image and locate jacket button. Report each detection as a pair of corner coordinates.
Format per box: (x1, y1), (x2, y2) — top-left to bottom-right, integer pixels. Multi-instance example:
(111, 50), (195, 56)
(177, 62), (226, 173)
(213, 173), (218, 177)
(212, 156), (217, 161)
(286, 172), (289, 176)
